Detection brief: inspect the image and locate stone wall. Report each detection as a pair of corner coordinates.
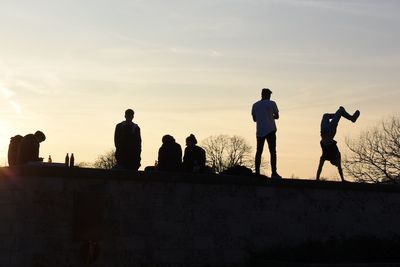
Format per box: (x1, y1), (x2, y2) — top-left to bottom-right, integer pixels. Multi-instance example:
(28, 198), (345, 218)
(1, 166), (399, 267)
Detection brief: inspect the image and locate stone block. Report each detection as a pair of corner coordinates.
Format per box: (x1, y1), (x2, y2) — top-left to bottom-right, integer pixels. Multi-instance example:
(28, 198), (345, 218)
(0, 220), (15, 236)
(0, 190), (15, 205)
(193, 235), (215, 250)
(153, 249), (186, 263)
(0, 204), (17, 220)
(42, 177), (65, 191)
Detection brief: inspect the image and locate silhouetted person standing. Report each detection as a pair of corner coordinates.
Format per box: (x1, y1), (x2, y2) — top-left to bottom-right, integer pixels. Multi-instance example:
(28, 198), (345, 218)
(8, 134), (23, 166)
(17, 131), (46, 165)
(316, 106), (360, 182)
(252, 88), (281, 178)
(183, 134), (206, 173)
(114, 109), (142, 170)
(157, 135), (182, 172)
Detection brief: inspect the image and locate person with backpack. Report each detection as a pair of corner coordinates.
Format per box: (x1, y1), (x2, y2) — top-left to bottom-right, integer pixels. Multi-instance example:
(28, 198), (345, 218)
(16, 131), (46, 165)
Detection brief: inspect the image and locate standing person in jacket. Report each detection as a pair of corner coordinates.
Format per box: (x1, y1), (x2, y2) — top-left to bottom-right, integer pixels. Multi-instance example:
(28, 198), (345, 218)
(114, 109), (142, 170)
(252, 88), (281, 178)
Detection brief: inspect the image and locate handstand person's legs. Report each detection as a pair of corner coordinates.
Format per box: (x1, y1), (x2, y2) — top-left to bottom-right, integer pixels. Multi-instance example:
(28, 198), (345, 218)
(321, 107), (360, 138)
(329, 106), (351, 132)
(335, 106), (360, 123)
(321, 111), (339, 138)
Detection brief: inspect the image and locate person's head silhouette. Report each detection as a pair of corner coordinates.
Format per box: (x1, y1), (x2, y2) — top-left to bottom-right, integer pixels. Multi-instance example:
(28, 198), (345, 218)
(162, 134), (175, 144)
(186, 134), (197, 146)
(261, 88), (272, 100)
(34, 131), (46, 143)
(125, 109), (134, 122)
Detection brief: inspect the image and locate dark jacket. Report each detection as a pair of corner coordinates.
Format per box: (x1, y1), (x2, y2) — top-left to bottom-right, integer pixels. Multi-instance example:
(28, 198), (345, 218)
(17, 134), (41, 164)
(183, 145), (206, 172)
(114, 121), (142, 170)
(158, 141), (182, 172)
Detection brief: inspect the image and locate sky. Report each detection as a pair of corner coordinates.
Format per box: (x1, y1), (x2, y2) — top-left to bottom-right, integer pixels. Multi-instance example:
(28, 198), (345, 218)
(0, 0), (399, 179)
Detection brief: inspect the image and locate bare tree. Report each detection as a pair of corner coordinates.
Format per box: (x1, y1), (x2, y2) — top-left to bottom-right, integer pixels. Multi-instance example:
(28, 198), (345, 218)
(76, 162), (93, 168)
(344, 116), (400, 183)
(201, 135), (253, 173)
(93, 149), (116, 169)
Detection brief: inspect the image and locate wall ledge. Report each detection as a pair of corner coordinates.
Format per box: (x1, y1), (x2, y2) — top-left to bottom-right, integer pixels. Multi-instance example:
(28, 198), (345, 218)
(1, 165), (399, 193)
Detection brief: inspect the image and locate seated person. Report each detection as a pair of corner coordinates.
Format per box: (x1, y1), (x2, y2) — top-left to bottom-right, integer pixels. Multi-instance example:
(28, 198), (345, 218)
(157, 135), (182, 172)
(17, 131), (46, 165)
(183, 134), (206, 173)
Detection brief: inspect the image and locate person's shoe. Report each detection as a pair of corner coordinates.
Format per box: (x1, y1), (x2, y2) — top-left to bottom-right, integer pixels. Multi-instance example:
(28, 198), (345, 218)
(351, 110), (360, 123)
(271, 172), (282, 179)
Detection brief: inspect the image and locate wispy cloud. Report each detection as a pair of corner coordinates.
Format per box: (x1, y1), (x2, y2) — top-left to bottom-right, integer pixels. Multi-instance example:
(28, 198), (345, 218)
(276, 0), (399, 21)
(169, 47), (223, 57)
(0, 84), (22, 114)
(9, 100), (22, 114)
(0, 85), (14, 98)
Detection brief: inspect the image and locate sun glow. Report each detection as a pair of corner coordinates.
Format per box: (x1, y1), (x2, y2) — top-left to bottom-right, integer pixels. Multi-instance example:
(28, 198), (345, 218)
(0, 119), (15, 166)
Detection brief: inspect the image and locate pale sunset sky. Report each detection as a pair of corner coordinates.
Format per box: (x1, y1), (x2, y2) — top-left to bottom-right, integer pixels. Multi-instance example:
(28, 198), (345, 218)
(0, 0), (399, 179)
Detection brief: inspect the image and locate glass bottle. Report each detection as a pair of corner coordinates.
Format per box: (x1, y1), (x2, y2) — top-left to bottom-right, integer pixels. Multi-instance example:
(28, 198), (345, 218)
(70, 153), (75, 167)
(65, 153), (69, 167)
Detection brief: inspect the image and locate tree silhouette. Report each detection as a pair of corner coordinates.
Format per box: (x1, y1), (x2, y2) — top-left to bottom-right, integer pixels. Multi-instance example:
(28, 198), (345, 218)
(201, 135), (253, 173)
(344, 116), (400, 183)
(93, 149), (116, 170)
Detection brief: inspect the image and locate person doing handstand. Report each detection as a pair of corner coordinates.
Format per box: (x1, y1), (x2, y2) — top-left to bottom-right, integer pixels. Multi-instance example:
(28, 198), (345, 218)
(316, 106), (360, 182)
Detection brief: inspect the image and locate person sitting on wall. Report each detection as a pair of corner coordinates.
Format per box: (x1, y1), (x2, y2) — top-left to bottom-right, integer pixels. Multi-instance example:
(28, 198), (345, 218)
(157, 134), (182, 172)
(182, 134), (206, 173)
(17, 131), (46, 165)
(316, 106), (360, 182)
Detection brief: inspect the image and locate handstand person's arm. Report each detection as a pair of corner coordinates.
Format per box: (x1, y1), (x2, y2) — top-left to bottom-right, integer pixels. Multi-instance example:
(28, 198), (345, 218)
(316, 158), (324, 180)
(337, 155), (345, 182)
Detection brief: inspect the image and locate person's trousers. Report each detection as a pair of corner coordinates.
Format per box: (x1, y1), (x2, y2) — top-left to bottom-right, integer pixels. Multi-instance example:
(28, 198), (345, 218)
(255, 131), (277, 174)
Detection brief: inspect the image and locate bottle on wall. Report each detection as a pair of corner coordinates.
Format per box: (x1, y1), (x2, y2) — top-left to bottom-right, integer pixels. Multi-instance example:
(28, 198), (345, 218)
(65, 153), (69, 167)
(48, 155), (52, 163)
(70, 153), (75, 167)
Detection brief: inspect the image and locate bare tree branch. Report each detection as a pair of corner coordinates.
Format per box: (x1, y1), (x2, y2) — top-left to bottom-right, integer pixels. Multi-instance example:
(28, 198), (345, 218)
(93, 149), (116, 169)
(201, 135), (253, 173)
(344, 116), (400, 183)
